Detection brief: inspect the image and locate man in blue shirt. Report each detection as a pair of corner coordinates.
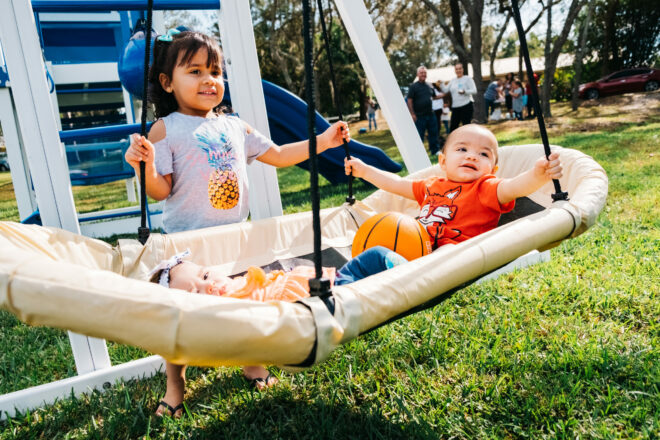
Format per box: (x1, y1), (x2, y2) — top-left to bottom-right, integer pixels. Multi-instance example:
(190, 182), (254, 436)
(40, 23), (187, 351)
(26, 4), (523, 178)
(484, 78), (503, 121)
(407, 66), (441, 155)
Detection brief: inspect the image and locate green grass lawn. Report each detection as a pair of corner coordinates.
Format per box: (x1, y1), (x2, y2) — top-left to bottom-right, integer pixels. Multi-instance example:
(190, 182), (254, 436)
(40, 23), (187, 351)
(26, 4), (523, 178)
(1, 96), (659, 438)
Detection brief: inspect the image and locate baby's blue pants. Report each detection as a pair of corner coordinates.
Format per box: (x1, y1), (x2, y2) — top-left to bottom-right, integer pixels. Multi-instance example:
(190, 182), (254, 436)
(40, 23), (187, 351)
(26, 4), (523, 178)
(335, 246), (407, 286)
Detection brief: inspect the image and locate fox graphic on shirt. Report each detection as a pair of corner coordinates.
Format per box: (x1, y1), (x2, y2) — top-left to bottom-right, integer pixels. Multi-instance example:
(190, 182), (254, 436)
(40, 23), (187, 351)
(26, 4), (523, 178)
(418, 186), (462, 244)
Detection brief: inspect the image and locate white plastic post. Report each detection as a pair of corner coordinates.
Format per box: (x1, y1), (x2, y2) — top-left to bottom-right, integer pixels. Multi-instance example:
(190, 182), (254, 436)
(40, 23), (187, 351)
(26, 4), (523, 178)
(217, 0), (283, 220)
(0, 0), (111, 377)
(334, 0), (431, 173)
(0, 88), (37, 220)
(0, 0), (79, 231)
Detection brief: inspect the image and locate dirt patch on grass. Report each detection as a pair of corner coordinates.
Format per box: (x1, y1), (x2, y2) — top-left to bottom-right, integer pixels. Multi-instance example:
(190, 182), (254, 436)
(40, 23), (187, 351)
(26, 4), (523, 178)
(579, 91), (660, 111)
(491, 91), (660, 136)
(350, 91), (660, 139)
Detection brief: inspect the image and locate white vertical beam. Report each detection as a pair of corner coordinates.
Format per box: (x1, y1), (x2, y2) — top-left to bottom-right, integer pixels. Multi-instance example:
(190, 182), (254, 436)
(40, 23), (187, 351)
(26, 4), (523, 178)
(0, 0), (111, 377)
(334, 0), (431, 173)
(0, 88), (37, 220)
(217, 0), (283, 220)
(0, 0), (79, 231)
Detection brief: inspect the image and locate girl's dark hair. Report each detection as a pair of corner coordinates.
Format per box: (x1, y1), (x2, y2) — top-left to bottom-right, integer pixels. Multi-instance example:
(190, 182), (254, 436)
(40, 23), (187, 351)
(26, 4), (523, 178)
(148, 31), (223, 118)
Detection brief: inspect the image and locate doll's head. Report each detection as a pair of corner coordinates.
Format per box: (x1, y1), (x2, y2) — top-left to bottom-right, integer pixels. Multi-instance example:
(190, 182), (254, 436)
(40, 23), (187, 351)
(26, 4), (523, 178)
(149, 250), (231, 296)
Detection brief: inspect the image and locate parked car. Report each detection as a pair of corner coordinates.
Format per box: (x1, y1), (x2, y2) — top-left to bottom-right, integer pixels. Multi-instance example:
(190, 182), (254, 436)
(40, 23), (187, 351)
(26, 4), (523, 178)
(579, 67), (660, 100)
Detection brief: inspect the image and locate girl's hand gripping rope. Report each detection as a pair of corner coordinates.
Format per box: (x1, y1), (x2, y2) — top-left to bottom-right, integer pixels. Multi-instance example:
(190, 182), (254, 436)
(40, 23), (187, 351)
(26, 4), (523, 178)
(125, 133), (157, 174)
(318, 121), (351, 152)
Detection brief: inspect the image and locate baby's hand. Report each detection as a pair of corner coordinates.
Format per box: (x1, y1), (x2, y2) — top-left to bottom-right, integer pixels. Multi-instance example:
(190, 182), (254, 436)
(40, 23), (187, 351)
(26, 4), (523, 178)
(345, 156), (366, 178)
(125, 134), (156, 170)
(534, 152), (562, 180)
(319, 121), (350, 151)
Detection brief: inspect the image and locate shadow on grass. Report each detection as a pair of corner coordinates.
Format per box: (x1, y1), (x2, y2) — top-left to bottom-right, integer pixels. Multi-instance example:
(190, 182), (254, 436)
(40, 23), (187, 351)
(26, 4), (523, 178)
(196, 394), (438, 439)
(1, 368), (438, 439)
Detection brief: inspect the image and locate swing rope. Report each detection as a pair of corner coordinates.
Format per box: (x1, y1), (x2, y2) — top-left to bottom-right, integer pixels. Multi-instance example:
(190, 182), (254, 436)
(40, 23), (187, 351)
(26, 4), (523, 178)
(303, 0), (334, 313)
(137, 0), (154, 244)
(506, 0), (568, 201)
(316, 0), (355, 205)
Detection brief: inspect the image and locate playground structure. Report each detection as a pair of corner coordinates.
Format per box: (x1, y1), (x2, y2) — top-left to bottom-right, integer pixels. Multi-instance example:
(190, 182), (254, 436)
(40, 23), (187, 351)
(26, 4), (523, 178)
(0, 0), (402, 238)
(0, 0), (432, 419)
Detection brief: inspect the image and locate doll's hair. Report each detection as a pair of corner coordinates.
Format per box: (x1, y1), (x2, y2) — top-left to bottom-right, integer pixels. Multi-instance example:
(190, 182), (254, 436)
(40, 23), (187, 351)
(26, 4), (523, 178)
(148, 31), (224, 118)
(149, 269), (164, 284)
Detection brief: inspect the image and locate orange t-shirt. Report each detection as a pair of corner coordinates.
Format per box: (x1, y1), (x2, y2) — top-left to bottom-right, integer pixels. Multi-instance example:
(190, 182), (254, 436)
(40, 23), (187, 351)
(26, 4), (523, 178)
(210, 266), (336, 302)
(412, 174), (515, 249)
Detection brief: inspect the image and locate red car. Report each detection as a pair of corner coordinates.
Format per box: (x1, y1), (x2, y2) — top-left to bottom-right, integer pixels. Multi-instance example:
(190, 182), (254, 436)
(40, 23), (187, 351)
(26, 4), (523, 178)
(579, 67), (660, 99)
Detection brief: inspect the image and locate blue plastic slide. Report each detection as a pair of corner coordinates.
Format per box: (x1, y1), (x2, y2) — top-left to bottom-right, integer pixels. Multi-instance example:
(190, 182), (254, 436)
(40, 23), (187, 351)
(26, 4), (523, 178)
(226, 80), (402, 184)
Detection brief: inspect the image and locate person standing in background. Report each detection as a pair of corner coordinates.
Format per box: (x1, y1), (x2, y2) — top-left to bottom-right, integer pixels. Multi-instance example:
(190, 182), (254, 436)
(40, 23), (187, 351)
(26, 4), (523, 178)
(406, 66), (441, 155)
(511, 80), (524, 120)
(440, 63), (477, 131)
(441, 100), (451, 135)
(366, 97), (378, 131)
(504, 72), (514, 119)
(483, 78), (503, 121)
(525, 73), (539, 119)
(432, 81), (445, 140)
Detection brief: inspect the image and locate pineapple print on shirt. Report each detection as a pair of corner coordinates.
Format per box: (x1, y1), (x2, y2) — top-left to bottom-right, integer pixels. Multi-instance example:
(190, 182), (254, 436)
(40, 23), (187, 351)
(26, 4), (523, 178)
(196, 130), (240, 210)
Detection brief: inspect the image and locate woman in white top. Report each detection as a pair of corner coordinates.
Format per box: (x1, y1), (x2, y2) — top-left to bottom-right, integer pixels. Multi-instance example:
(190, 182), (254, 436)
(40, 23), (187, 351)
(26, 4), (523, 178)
(440, 63), (477, 131)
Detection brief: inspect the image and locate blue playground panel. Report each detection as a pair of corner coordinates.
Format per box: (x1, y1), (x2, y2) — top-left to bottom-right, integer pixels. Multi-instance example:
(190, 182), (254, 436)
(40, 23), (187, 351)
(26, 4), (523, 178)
(41, 22), (125, 65)
(65, 140), (134, 185)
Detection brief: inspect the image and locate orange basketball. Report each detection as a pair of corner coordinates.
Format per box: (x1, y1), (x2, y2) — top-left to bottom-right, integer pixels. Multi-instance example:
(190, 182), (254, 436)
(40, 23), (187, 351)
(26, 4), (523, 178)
(352, 211), (432, 261)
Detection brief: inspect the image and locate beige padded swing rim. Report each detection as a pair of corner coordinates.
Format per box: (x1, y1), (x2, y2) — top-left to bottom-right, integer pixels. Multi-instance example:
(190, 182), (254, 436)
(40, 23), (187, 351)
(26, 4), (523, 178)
(0, 145), (608, 367)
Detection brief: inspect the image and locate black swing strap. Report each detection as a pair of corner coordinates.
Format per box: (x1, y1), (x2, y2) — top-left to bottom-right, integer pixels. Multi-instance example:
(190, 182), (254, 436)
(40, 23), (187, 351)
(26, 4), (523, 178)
(508, 0), (568, 201)
(303, 0), (334, 313)
(138, 0), (154, 244)
(316, 0), (355, 205)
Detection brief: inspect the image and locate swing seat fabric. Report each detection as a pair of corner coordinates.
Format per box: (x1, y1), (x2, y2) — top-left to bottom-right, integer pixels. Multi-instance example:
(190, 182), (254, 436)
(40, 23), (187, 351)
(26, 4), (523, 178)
(0, 145), (608, 368)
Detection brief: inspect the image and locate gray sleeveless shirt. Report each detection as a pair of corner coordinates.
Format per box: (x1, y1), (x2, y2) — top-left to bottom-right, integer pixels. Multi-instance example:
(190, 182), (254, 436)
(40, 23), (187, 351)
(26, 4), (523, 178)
(154, 112), (273, 233)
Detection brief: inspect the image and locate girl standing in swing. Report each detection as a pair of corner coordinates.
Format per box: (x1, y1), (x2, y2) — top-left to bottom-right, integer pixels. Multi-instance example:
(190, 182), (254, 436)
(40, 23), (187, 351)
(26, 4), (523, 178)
(124, 29), (350, 417)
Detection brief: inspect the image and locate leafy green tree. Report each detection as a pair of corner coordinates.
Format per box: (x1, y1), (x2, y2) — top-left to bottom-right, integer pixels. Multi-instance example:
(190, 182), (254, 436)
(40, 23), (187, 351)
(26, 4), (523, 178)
(579, 0), (660, 78)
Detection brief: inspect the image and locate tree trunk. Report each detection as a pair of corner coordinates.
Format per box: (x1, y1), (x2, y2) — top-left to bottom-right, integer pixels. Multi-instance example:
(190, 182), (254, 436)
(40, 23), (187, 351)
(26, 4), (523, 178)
(601, 0), (619, 76)
(462, 0), (485, 122)
(489, 12), (511, 80)
(571, 0), (596, 111)
(542, 2), (553, 116)
(450, 0), (469, 70)
(541, 0), (584, 117)
(358, 83), (367, 121)
(469, 15), (485, 122)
